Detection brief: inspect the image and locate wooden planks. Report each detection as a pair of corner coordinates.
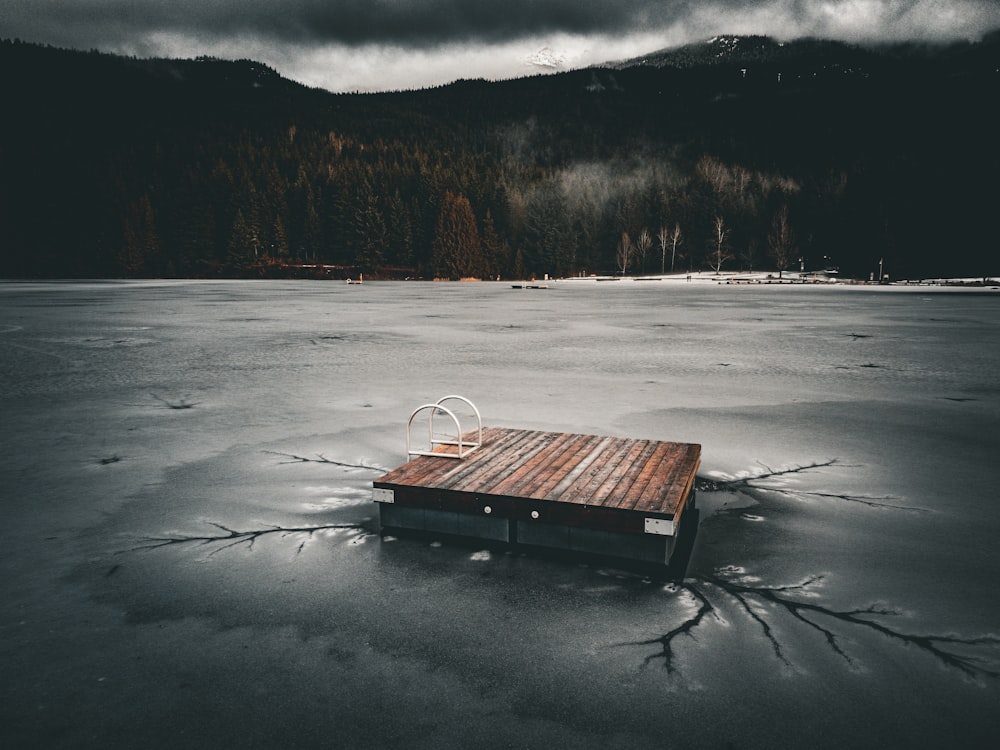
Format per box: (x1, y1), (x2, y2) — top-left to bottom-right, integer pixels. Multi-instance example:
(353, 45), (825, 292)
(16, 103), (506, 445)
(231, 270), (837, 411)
(375, 427), (700, 520)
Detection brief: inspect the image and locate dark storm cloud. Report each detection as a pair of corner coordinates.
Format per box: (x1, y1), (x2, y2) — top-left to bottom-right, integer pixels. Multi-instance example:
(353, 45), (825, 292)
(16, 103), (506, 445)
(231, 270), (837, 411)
(5, 1), (999, 91)
(294, 0), (676, 45)
(5, 0), (681, 48)
(7, 1), (1000, 53)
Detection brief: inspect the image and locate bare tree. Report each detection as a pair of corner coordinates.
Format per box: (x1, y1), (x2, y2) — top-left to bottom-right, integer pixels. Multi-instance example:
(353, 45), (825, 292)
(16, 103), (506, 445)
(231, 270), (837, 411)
(709, 215), (733, 274)
(616, 231), (633, 276)
(696, 155), (731, 194)
(635, 229), (652, 275)
(768, 204), (796, 279)
(668, 222), (683, 273)
(741, 237), (759, 273)
(657, 226), (670, 274)
(657, 225), (684, 275)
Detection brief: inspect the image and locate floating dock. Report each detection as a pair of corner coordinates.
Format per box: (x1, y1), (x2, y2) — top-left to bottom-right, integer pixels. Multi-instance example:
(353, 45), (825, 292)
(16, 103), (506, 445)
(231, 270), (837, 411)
(373, 398), (700, 566)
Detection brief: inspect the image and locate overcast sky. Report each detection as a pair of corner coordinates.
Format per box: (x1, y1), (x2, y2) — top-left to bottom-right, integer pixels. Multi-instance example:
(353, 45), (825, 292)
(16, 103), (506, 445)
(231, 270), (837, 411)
(4, 0), (1000, 91)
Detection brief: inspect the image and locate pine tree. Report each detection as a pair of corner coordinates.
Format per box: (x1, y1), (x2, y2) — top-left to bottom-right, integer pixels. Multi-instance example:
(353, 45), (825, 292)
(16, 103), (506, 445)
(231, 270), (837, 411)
(356, 192), (388, 271)
(432, 191), (484, 279)
(226, 209), (258, 271)
(480, 209), (509, 279)
(118, 193), (159, 277)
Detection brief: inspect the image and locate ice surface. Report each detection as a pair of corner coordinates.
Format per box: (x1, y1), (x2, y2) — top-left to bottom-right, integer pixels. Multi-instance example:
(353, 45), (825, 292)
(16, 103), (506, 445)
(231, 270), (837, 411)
(2, 279), (999, 748)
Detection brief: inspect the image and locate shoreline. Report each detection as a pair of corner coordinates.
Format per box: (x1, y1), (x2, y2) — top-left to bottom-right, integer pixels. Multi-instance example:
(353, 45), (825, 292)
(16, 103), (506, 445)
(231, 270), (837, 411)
(2, 273), (999, 291)
(553, 270), (1000, 289)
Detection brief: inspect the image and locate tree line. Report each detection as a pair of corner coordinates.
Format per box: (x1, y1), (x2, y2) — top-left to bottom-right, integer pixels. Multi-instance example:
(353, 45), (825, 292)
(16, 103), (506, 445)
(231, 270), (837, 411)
(1, 36), (998, 279)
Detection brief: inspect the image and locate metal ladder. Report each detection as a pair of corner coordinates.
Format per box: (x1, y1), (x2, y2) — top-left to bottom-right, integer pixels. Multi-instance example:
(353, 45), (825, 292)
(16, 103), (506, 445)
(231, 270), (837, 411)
(406, 395), (482, 460)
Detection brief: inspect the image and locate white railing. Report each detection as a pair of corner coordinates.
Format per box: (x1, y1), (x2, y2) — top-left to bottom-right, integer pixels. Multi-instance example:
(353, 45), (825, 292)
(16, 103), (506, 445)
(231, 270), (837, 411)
(406, 395), (482, 460)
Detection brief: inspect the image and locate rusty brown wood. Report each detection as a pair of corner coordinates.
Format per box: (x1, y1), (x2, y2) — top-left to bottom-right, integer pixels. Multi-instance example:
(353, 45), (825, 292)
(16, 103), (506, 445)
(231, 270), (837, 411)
(433, 426), (527, 489)
(380, 425), (508, 487)
(488, 431), (577, 497)
(641, 443), (701, 514)
(555, 436), (635, 506)
(447, 429), (552, 493)
(374, 427), (700, 520)
(612, 440), (677, 511)
(603, 439), (662, 509)
(530, 433), (607, 499)
(648, 443), (694, 511)
(637, 445), (696, 513)
(542, 434), (617, 502)
(584, 439), (652, 508)
(511, 432), (597, 498)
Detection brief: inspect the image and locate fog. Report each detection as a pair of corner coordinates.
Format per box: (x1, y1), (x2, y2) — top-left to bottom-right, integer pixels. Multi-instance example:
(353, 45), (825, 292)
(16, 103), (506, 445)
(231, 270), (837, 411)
(2, 279), (998, 748)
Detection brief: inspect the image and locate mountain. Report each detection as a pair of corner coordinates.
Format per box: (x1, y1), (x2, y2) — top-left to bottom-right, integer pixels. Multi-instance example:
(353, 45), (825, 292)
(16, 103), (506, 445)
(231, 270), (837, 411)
(0, 41), (327, 124)
(1, 34), (998, 280)
(608, 34), (816, 69)
(602, 31), (1000, 102)
(526, 47), (569, 70)
(605, 31), (995, 73)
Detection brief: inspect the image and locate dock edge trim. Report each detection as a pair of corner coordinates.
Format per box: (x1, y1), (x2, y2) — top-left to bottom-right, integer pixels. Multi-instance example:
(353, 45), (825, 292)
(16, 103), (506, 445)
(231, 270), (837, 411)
(644, 517), (676, 536)
(373, 487), (395, 504)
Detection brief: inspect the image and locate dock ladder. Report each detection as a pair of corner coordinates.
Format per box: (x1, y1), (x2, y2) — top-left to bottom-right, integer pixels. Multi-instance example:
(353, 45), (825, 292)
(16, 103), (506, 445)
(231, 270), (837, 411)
(406, 395), (482, 460)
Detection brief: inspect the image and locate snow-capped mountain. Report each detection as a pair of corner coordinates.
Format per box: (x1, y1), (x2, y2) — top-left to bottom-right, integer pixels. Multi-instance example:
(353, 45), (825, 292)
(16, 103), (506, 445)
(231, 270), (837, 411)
(605, 34), (826, 70)
(525, 47), (568, 70)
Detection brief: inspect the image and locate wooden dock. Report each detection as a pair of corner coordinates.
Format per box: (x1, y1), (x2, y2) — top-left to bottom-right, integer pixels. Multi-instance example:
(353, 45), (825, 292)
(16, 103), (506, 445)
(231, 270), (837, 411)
(373, 426), (701, 566)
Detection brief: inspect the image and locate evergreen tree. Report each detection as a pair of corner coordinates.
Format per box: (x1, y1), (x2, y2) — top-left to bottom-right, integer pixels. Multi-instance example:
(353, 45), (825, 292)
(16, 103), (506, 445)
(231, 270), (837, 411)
(356, 192), (388, 271)
(118, 193), (159, 276)
(432, 191), (484, 279)
(226, 209), (257, 271)
(386, 191), (414, 269)
(480, 209), (509, 279)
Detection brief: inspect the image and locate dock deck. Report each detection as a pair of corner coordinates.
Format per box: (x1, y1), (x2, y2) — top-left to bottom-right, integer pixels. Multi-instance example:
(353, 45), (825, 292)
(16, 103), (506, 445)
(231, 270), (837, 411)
(373, 426), (701, 565)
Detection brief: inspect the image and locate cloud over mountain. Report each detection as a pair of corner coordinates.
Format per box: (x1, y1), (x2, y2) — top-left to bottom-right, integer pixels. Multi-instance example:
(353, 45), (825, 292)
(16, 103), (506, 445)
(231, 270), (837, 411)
(4, 0), (999, 91)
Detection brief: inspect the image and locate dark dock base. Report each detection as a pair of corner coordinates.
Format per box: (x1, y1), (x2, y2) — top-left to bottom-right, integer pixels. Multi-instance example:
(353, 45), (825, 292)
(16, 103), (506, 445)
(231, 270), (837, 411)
(378, 491), (697, 567)
(373, 427), (701, 568)
(379, 503), (701, 580)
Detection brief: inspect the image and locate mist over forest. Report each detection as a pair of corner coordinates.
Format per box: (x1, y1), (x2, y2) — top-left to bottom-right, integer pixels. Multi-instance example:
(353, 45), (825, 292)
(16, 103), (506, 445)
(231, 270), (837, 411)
(2, 33), (998, 280)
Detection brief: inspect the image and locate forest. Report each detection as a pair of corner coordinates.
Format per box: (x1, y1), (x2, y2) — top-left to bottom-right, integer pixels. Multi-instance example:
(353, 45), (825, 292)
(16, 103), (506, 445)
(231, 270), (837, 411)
(1, 33), (998, 280)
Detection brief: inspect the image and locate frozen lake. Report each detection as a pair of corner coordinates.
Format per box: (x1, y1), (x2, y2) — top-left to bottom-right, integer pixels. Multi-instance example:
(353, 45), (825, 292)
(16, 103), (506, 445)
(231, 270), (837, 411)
(2, 279), (999, 748)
